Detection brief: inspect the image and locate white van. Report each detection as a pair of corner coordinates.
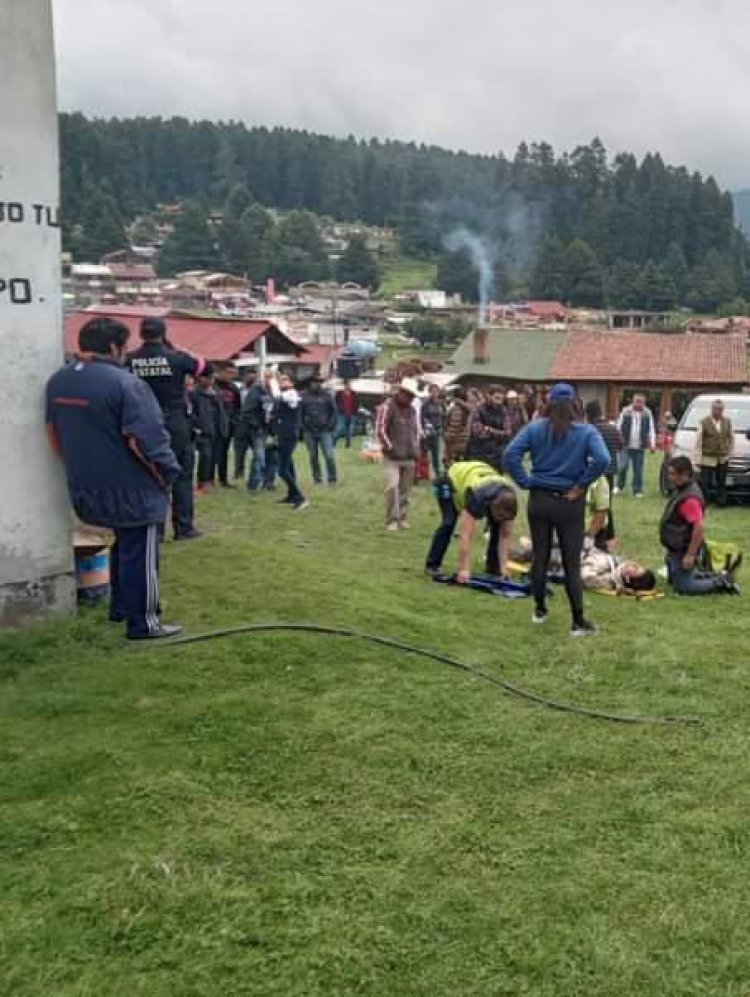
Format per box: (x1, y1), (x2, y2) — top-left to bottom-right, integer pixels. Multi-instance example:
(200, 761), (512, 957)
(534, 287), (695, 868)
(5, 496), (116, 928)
(663, 393), (750, 498)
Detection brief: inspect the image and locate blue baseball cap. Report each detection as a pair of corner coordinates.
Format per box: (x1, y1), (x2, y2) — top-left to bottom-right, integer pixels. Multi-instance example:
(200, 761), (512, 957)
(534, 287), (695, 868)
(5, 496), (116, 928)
(548, 382), (576, 400)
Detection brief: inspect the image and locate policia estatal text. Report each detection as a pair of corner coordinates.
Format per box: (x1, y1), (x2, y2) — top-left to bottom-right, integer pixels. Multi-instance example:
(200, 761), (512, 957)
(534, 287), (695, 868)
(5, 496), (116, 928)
(127, 318), (204, 540)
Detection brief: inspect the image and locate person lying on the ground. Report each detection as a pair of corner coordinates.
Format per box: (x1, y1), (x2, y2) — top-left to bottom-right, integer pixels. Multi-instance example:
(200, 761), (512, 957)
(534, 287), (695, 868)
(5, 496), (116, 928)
(425, 460), (518, 583)
(510, 537), (657, 594)
(660, 455), (739, 595)
(580, 546), (656, 594)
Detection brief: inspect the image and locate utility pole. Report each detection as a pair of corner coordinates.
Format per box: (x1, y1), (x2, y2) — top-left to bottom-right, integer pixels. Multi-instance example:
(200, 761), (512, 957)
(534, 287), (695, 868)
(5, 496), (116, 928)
(0, 1), (75, 624)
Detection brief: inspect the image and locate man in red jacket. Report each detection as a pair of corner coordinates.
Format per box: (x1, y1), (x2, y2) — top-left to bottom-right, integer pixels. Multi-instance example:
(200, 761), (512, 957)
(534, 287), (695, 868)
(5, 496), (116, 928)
(335, 380), (359, 448)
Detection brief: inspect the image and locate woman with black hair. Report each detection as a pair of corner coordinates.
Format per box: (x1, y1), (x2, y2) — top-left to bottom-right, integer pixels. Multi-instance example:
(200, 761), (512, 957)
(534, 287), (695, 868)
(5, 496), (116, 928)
(503, 383), (610, 636)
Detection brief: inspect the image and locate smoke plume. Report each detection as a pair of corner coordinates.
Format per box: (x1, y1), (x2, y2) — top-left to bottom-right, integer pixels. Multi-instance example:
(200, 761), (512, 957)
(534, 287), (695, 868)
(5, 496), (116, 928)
(443, 227), (494, 324)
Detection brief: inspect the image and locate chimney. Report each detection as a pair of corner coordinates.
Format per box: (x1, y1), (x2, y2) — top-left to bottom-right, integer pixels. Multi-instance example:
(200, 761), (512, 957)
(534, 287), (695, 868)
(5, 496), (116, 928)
(474, 325), (489, 365)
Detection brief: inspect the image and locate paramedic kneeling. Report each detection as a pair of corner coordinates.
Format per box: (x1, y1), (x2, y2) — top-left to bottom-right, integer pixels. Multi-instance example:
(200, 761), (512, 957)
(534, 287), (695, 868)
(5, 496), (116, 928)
(503, 383), (610, 636)
(425, 461), (518, 582)
(660, 455), (737, 595)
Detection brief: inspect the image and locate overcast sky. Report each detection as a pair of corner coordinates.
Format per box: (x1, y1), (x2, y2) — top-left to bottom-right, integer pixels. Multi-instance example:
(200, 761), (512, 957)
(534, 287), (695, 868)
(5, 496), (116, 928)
(53, 0), (750, 189)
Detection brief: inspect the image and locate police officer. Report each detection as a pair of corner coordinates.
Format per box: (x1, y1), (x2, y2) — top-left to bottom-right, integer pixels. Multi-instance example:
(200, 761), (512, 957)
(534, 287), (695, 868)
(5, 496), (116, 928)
(127, 318), (204, 540)
(46, 317), (183, 640)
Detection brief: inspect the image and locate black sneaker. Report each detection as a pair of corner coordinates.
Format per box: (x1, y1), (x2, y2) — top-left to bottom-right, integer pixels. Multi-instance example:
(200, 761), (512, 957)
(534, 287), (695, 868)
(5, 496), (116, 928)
(292, 499), (310, 511)
(127, 624), (184, 641)
(570, 619), (599, 637)
(532, 608), (548, 624)
(174, 529), (204, 541)
(425, 566), (440, 579)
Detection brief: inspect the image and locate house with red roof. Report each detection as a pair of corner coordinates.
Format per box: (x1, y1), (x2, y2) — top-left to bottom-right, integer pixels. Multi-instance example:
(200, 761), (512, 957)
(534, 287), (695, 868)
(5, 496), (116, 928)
(64, 307), (305, 365)
(450, 325), (748, 420)
(549, 329), (748, 418)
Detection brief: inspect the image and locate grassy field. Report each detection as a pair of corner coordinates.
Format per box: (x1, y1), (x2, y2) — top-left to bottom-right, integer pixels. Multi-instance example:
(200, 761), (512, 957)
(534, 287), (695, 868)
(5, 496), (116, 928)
(3, 452), (750, 996)
(376, 255), (438, 298)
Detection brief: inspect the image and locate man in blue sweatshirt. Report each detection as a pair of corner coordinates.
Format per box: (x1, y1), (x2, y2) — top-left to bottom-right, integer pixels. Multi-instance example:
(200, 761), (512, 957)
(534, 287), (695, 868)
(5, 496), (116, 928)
(47, 317), (183, 640)
(503, 383), (610, 636)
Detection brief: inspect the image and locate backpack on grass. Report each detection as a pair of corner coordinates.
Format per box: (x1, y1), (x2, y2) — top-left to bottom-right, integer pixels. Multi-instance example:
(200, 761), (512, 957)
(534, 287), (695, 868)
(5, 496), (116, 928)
(699, 540), (743, 576)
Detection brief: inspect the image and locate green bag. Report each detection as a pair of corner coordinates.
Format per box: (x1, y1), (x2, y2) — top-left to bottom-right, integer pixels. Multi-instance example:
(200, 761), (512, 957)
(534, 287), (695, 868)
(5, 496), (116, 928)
(699, 540), (743, 576)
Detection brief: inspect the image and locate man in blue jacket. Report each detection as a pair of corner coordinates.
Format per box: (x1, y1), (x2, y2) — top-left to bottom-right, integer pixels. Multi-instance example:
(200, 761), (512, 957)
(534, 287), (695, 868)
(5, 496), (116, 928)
(503, 383), (610, 636)
(46, 317), (183, 640)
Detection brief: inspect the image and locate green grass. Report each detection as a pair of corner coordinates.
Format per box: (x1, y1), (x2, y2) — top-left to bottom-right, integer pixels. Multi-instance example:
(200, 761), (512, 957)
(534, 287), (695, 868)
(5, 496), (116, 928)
(2, 453), (750, 995)
(376, 255), (438, 298)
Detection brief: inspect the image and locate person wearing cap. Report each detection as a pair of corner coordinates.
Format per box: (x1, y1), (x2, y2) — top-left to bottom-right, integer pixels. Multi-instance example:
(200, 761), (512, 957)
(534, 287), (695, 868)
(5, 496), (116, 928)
(425, 461), (518, 581)
(377, 380), (421, 530)
(301, 373), (338, 485)
(126, 317), (205, 540)
(190, 364), (231, 494)
(46, 317), (183, 640)
(505, 389), (528, 438)
(503, 383), (610, 637)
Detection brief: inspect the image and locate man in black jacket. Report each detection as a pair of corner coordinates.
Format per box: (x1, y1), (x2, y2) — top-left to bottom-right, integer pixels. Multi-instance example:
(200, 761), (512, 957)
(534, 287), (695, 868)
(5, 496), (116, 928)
(465, 385), (510, 472)
(213, 363), (242, 488)
(242, 369), (275, 492)
(126, 317), (203, 540)
(191, 365), (230, 494)
(301, 374), (338, 485)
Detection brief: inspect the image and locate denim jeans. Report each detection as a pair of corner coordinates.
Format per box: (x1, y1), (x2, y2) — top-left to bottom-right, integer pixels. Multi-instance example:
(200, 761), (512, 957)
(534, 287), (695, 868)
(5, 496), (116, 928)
(667, 552), (726, 595)
(335, 415), (355, 448)
(618, 447), (646, 493)
(425, 434), (442, 478)
(426, 493), (502, 573)
(278, 438), (304, 502)
(247, 433), (266, 491)
(305, 430), (337, 483)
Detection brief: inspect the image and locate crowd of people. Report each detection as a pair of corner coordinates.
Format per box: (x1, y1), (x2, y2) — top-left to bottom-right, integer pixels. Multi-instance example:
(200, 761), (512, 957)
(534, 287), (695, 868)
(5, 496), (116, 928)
(45, 315), (741, 641)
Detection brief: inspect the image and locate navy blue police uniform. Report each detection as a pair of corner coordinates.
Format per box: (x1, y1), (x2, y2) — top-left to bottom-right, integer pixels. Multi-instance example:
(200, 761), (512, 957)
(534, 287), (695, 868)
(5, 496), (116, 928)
(126, 325), (203, 538)
(46, 356), (181, 638)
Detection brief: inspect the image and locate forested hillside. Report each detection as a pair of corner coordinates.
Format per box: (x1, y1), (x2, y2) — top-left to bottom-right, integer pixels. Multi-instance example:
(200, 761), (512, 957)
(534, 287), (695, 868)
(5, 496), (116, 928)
(60, 114), (750, 311)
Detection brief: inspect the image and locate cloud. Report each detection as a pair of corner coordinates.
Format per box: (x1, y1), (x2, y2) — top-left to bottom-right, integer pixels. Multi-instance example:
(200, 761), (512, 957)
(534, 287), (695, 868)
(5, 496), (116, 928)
(53, 0), (750, 187)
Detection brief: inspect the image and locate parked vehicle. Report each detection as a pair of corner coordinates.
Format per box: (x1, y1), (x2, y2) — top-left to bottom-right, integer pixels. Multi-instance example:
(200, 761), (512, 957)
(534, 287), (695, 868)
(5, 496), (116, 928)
(660, 393), (750, 499)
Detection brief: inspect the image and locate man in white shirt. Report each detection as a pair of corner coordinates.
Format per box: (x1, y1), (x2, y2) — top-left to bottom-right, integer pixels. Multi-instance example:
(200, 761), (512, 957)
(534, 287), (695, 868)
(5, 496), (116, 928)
(615, 394), (656, 497)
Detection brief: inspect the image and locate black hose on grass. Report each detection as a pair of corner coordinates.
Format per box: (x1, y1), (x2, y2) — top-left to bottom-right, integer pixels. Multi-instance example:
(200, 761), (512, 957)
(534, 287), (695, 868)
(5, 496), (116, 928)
(154, 622), (701, 727)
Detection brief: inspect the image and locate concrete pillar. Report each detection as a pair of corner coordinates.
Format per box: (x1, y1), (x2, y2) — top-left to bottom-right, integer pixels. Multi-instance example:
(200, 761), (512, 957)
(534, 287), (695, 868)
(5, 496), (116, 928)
(0, 0), (75, 625)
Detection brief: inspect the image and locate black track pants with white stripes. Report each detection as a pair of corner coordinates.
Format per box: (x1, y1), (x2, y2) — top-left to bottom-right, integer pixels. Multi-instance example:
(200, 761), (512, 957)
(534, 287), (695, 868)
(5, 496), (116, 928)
(109, 523), (161, 637)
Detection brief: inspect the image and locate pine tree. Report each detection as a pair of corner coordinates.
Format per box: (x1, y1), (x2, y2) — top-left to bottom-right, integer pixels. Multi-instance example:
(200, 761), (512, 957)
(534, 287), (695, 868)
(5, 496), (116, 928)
(130, 214), (160, 245)
(436, 248), (479, 302)
(240, 204), (276, 282)
(77, 184), (127, 261)
(337, 235), (380, 289)
(224, 183), (254, 220)
(157, 201), (219, 276)
(530, 237), (568, 300)
(564, 239), (603, 307)
(273, 210), (328, 286)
